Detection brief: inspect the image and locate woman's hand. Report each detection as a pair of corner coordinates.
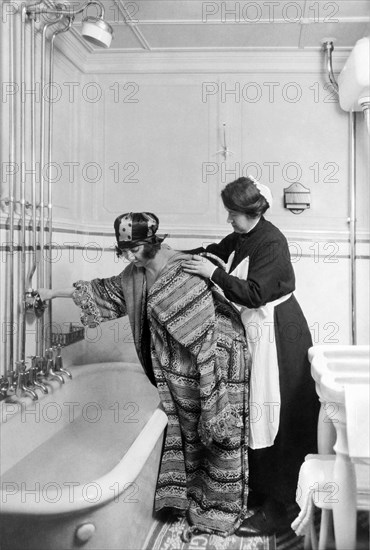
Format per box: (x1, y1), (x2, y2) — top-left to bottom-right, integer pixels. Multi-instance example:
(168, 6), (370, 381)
(182, 255), (217, 279)
(37, 288), (54, 301)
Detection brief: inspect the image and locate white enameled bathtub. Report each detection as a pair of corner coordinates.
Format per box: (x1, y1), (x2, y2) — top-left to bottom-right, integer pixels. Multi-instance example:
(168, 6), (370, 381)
(0, 362), (168, 550)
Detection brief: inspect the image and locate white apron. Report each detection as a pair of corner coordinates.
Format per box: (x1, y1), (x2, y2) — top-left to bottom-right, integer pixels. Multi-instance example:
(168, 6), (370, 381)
(215, 251), (292, 449)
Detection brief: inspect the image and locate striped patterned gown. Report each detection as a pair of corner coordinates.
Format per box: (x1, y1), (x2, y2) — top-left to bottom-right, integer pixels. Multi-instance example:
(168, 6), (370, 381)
(73, 253), (251, 536)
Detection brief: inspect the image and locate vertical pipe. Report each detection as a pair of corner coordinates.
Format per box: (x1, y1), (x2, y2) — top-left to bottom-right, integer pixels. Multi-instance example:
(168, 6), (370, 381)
(324, 41), (339, 93)
(45, 18), (73, 348)
(45, 33), (55, 350)
(26, 15), (37, 291)
(360, 100), (370, 136)
(24, 15), (40, 357)
(38, 23), (47, 356)
(349, 111), (357, 345)
(5, 0), (16, 374)
(19, 5), (27, 361)
(38, 20), (59, 354)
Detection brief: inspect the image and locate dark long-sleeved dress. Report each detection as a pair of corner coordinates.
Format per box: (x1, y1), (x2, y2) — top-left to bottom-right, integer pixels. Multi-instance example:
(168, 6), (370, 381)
(190, 216), (320, 503)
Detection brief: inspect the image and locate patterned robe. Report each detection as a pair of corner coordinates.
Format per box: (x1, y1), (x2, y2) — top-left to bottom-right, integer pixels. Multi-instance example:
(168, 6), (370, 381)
(72, 252), (251, 535)
(188, 217), (320, 502)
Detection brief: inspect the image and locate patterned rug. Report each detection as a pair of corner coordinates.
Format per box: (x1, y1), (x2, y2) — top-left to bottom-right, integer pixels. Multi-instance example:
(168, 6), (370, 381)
(144, 515), (275, 550)
(144, 505), (369, 550)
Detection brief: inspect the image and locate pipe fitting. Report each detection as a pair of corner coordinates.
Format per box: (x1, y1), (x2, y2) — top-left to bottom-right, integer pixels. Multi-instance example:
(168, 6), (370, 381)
(24, 290), (47, 318)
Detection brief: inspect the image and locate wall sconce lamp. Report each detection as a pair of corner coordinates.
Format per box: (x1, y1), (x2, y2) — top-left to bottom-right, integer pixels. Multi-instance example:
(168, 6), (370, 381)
(284, 182), (311, 214)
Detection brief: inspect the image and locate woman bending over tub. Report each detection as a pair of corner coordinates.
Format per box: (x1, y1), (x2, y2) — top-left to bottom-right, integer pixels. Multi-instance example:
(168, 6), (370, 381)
(39, 212), (251, 540)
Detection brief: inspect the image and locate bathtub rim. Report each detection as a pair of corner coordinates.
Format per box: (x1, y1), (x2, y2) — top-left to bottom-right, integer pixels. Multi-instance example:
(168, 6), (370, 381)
(0, 362), (168, 515)
(0, 362), (152, 424)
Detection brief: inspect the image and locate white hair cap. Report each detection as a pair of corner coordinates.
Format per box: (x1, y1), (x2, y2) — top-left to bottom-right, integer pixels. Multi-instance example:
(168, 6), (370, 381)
(248, 175), (273, 208)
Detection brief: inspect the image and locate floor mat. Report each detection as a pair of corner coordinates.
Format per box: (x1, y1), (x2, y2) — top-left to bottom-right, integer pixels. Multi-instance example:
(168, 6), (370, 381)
(144, 515), (275, 550)
(144, 506), (369, 550)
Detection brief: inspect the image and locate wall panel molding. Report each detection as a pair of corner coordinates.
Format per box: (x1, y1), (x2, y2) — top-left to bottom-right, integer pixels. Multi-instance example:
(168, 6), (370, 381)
(55, 35), (350, 75)
(26, 217), (369, 245)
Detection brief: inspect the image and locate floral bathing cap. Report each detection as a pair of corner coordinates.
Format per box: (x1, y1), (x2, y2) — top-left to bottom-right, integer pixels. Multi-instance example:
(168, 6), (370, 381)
(114, 212), (167, 249)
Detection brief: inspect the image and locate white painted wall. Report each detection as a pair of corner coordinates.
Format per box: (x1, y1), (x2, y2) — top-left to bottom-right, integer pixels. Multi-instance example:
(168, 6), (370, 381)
(1, 20), (369, 373)
(49, 59), (369, 356)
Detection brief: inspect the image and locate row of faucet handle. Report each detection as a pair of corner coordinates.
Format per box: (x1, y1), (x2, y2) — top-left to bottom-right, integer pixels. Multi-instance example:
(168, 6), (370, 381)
(0, 347), (72, 401)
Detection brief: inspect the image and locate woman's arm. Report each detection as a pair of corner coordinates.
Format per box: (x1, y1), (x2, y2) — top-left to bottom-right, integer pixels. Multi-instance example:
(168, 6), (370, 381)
(39, 273), (128, 328)
(38, 288), (74, 301)
(182, 232), (237, 263)
(183, 237), (295, 308)
(212, 239), (295, 308)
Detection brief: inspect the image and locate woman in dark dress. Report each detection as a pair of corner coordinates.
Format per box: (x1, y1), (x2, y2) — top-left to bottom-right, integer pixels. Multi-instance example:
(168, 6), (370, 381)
(182, 176), (320, 536)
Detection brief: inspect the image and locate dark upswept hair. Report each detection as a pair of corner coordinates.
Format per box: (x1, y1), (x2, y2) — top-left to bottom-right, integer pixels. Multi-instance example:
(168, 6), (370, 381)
(221, 177), (269, 218)
(115, 240), (162, 259)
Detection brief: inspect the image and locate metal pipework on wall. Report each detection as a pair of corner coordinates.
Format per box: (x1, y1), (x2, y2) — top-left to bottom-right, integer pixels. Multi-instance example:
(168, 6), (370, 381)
(349, 112), (357, 345)
(19, 3), (28, 363)
(360, 98), (370, 135)
(5, 1), (16, 373)
(18, 4), (71, 361)
(37, 14), (63, 354)
(323, 41), (339, 95)
(25, 11), (38, 319)
(1, 0), (114, 380)
(20, 0), (113, 355)
(323, 40), (357, 344)
(43, 17), (74, 350)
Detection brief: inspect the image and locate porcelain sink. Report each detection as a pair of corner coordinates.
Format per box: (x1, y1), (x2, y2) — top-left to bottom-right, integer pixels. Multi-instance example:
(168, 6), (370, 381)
(309, 345), (370, 457)
(308, 345), (369, 550)
(309, 345), (370, 387)
(338, 36), (370, 112)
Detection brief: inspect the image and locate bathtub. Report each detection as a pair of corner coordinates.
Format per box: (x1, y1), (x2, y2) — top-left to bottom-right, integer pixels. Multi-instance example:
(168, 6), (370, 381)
(0, 362), (168, 550)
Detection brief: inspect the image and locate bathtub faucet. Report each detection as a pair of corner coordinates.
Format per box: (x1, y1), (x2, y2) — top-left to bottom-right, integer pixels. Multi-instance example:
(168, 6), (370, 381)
(0, 364), (28, 400)
(15, 362), (38, 400)
(28, 357), (49, 394)
(0, 376), (10, 399)
(1, 369), (18, 397)
(53, 345), (72, 380)
(44, 348), (64, 384)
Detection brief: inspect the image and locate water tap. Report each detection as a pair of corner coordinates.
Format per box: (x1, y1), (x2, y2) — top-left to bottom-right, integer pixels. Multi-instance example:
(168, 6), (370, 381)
(28, 357), (48, 394)
(53, 345), (72, 380)
(16, 370), (38, 400)
(45, 348), (64, 384)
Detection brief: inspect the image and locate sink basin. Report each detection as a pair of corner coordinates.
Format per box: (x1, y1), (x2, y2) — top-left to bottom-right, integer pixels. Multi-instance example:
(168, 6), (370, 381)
(338, 36), (370, 112)
(307, 345), (369, 550)
(309, 345), (370, 386)
(308, 345), (370, 457)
